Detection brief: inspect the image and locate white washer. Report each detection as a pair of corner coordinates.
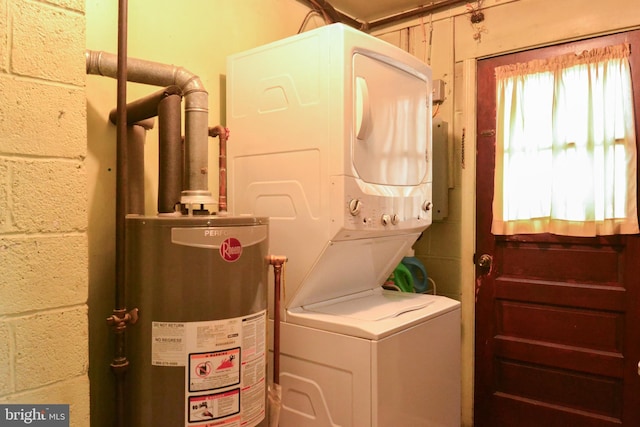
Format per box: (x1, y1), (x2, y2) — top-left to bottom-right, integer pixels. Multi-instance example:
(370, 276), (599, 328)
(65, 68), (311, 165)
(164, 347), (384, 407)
(280, 289), (461, 427)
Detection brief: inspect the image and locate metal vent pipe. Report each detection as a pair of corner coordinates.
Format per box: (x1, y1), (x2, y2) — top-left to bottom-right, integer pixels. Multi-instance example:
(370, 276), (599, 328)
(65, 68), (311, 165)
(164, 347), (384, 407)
(86, 50), (214, 207)
(157, 93), (184, 213)
(108, 86), (184, 214)
(126, 124), (147, 215)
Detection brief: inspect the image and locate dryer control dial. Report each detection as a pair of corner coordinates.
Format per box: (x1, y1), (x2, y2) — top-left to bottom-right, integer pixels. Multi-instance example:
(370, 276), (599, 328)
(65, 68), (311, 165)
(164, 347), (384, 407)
(348, 199), (362, 216)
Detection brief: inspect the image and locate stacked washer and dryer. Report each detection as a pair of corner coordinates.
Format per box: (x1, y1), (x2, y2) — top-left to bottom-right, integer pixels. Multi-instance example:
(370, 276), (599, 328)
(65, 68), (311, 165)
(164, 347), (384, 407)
(227, 23), (461, 427)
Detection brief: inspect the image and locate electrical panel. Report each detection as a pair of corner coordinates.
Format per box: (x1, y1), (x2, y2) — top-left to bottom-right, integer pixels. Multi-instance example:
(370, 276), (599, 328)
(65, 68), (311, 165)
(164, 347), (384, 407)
(432, 118), (449, 221)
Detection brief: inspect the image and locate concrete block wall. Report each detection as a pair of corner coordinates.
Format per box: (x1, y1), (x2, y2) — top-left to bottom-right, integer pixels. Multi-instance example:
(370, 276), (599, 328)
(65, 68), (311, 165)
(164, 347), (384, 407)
(0, 0), (89, 425)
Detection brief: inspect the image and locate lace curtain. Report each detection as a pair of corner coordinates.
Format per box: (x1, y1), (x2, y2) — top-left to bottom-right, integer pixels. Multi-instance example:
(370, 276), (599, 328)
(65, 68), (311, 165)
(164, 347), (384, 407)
(492, 43), (639, 236)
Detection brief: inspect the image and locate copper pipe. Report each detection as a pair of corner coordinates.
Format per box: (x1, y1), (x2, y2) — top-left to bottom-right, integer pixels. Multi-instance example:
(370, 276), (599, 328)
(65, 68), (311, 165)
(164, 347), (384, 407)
(269, 255), (287, 385)
(209, 126), (229, 214)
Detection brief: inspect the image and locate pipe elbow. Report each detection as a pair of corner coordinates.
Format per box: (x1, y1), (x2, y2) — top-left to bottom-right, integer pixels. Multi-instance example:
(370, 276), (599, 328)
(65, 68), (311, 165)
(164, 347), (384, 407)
(173, 66), (207, 96)
(269, 255), (288, 266)
(209, 125), (229, 142)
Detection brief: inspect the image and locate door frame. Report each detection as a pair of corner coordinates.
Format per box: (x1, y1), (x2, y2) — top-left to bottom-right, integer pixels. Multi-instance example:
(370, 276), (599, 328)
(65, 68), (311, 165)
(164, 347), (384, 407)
(460, 58), (479, 427)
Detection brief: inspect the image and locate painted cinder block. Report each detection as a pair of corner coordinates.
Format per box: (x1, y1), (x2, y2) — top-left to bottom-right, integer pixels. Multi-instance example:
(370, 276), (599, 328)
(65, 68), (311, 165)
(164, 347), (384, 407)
(0, 376), (90, 427)
(0, 77), (86, 158)
(44, 0), (85, 13)
(11, 159), (87, 233)
(11, 1), (85, 85)
(0, 0), (89, 420)
(0, 322), (11, 395)
(0, 0), (7, 73)
(0, 161), (8, 231)
(13, 307), (88, 391)
(0, 234), (88, 315)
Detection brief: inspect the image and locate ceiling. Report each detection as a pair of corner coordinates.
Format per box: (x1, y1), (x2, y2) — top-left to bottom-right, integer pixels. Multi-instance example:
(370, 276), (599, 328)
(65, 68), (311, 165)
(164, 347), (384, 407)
(304, 0), (468, 30)
(329, 0), (433, 22)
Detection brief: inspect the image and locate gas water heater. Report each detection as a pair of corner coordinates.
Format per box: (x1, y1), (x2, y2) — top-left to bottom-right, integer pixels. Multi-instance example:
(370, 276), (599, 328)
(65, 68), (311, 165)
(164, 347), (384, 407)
(86, 19), (271, 427)
(125, 215), (269, 427)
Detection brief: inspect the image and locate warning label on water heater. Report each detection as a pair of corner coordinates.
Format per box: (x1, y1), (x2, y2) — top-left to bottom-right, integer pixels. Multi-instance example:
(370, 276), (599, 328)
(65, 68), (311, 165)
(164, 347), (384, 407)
(188, 389), (240, 424)
(184, 311), (266, 427)
(189, 348), (241, 392)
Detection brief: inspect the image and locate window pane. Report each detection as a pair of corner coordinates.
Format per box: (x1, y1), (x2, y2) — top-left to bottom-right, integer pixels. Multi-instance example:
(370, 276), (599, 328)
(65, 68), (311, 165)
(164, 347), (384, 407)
(493, 45), (638, 236)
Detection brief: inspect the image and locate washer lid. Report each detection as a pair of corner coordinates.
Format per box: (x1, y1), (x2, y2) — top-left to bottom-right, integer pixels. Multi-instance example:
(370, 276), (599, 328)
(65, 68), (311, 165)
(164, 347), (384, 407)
(304, 288), (433, 321)
(286, 288), (461, 340)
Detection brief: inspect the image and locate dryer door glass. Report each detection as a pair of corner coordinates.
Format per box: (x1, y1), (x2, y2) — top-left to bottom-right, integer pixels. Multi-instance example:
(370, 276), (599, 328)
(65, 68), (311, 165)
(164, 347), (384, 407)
(352, 52), (429, 186)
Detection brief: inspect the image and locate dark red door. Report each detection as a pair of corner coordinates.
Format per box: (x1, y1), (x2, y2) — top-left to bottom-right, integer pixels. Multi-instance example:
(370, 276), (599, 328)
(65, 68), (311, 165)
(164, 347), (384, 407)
(475, 30), (640, 427)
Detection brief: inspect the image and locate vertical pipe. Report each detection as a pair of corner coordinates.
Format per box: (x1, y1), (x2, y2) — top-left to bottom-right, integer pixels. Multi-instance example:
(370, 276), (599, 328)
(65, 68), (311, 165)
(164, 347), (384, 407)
(112, 2), (129, 427)
(209, 126), (228, 214)
(218, 130), (227, 214)
(127, 124), (145, 216)
(115, 0), (127, 320)
(273, 266), (281, 384)
(158, 94), (183, 213)
(269, 256), (287, 385)
(183, 91), (210, 201)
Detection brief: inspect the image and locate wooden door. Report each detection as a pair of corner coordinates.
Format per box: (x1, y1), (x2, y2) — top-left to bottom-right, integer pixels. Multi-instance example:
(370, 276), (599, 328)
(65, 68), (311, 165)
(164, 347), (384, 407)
(475, 30), (640, 427)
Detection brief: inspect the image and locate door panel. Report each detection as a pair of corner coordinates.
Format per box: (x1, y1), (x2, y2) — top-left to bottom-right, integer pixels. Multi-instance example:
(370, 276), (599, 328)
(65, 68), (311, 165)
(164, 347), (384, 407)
(475, 30), (640, 426)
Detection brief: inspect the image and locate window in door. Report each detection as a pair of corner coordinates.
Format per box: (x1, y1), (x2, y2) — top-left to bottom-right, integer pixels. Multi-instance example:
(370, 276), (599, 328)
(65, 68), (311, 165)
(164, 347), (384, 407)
(492, 43), (639, 236)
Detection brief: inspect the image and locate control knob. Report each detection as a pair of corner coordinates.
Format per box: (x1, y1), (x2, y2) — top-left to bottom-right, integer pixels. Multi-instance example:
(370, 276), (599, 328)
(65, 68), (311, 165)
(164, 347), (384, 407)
(348, 199), (362, 216)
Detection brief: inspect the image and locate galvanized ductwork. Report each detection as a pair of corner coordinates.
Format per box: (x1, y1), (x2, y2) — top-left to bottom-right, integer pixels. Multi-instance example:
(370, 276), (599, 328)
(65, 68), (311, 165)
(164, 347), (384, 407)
(85, 50), (214, 208)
